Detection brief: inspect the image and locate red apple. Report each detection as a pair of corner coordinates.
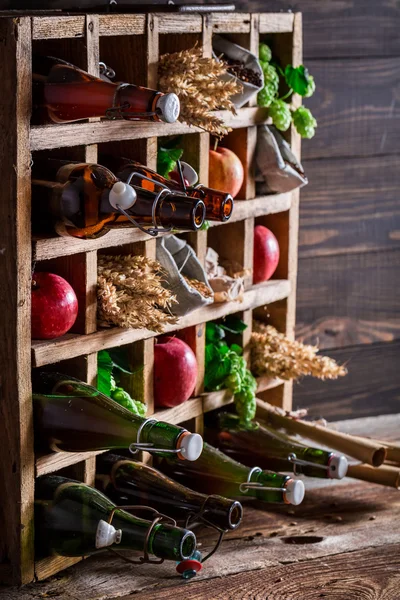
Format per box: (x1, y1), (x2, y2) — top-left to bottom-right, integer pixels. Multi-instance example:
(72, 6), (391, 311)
(253, 225), (280, 283)
(154, 337), (198, 408)
(209, 147), (244, 198)
(31, 272), (78, 340)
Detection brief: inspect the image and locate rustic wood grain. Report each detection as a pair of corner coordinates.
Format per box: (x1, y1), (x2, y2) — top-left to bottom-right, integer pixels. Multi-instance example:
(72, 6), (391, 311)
(299, 155), (400, 258)
(293, 340), (400, 421)
(0, 17), (35, 586)
(296, 248), (400, 348)
(131, 544), (400, 600)
(302, 57), (400, 160)
(30, 108), (271, 151)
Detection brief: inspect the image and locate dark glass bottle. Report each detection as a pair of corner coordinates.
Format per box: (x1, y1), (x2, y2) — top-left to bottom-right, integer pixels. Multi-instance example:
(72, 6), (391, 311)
(209, 413), (348, 480)
(114, 158), (234, 223)
(35, 475), (196, 561)
(32, 161), (205, 239)
(155, 442), (305, 506)
(32, 372), (203, 461)
(97, 453), (243, 532)
(32, 56), (180, 124)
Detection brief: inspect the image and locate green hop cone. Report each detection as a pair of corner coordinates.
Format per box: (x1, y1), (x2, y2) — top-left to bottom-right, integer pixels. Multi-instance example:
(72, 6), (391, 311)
(259, 43), (272, 63)
(258, 82), (278, 108)
(304, 74), (316, 98)
(111, 387), (146, 417)
(263, 64), (279, 91)
(269, 99), (292, 131)
(292, 106), (317, 138)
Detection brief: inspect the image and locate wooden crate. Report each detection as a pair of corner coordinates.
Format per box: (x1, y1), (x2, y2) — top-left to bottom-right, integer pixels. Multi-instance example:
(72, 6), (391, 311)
(0, 10), (301, 586)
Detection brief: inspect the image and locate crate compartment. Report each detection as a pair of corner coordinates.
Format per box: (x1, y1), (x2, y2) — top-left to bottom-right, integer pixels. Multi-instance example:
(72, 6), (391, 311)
(207, 218), (254, 288)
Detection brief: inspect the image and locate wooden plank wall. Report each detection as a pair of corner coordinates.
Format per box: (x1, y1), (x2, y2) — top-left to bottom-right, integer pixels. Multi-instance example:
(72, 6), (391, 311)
(203, 0), (400, 420)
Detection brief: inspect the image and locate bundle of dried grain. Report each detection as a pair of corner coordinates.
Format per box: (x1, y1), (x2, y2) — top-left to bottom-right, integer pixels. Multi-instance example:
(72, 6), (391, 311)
(158, 44), (242, 138)
(251, 320), (347, 380)
(97, 254), (178, 332)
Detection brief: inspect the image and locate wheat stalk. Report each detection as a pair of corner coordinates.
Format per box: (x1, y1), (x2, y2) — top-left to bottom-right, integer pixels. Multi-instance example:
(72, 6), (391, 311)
(251, 320), (347, 380)
(158, 45), (242, 138)
(97, 254), (178, 332)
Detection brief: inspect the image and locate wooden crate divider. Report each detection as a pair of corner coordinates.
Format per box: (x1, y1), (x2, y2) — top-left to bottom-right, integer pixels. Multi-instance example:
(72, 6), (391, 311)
(0, 11), (301, 585)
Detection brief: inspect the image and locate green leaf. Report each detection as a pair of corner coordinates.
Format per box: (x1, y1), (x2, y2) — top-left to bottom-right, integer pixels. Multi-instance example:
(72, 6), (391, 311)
(284, 64), (309, 96)
(200, 220), (210, 231)
(220, 316), (248, 334)
(206, 322), (226, 343)
(108, 348), (133, 375)
(230, 344), (243, 356)
(97, 350), (114, 396)
(157, 146), (184, 178)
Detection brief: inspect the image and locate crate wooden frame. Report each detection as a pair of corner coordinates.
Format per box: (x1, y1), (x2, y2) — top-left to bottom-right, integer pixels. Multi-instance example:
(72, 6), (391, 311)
(0, 10), (301, 586)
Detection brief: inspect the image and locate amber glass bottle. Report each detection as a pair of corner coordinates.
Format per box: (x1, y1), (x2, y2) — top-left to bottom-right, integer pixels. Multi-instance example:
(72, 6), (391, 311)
(113, 158), (234, 222)
(208, 413), (348, 480)
(97, 453), (243, 531)
(32, 161), (205, 239)
(32, 56), (180, 124)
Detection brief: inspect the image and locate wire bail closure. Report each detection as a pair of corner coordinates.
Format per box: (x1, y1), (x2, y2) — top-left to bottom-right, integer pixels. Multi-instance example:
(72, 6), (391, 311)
(184, 497), (226, 564)
(287, 452), (329, 476)
(115, 171), (178, 237)
(106, 505), (177, 565)
(129, 418), (184, 456)
(239, 466), (286, 494)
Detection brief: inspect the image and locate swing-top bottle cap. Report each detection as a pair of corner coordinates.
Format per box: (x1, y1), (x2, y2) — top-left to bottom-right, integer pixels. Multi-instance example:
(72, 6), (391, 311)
(109, 181), (137, 210)
(178, 432), (203, 461)
(156, 93), (180, 123)
(284, 479), (305, 506)
(95, 520), (122, 549)
(328, 454), (348, 479)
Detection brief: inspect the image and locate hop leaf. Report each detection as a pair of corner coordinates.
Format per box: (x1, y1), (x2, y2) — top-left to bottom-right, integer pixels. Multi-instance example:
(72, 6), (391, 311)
(269, 99), (292, 131)
(284, 65), (310, 96)
(304, 74), (316, 98)
(259, 43), (272, 63)
(292, 106), (317, 138)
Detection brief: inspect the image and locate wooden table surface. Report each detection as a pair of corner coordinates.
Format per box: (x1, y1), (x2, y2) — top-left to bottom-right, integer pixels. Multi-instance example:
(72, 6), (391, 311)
(2, 414), (400, 600)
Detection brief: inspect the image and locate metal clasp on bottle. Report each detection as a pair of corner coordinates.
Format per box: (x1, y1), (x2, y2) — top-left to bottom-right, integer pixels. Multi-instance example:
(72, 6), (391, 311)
(129, 418), (184, 456)
(106, 505), (177, 565)
(287, 452), (328, 476)
(105, 84), (162, 120)
(239, 466), (286, 494)
(115, 172), (178, 238)
(184, 497), (226, 564)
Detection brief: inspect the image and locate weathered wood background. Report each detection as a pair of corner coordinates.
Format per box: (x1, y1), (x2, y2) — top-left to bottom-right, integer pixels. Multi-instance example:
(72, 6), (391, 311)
(228, 0), (400, 421)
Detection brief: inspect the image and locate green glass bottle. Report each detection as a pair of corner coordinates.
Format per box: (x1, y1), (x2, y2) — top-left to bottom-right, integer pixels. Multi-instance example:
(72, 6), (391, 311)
(155, 442), (305, 506)
(209, 413), (348, 480)
(32, 372), (202, 461)
(97, 453), (243, 532)
(35, 475), (196, 562)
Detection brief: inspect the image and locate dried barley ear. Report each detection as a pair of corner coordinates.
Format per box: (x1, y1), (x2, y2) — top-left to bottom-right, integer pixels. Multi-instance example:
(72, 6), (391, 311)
(97, 254), (178, 333)
(251, 320), (347, 381)
(158, 45), (242, 138)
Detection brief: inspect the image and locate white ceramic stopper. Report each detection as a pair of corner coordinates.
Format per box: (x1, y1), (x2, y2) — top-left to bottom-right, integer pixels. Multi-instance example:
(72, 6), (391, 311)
(172, 161), (199, 186)
(328, 454), (348, 479)
(95, 520), (122, 549)
(179, 433), (203, 461)
(156, 93), (180, 123)
(284, 479), (305, 506)
(109, 181), (137, 210)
